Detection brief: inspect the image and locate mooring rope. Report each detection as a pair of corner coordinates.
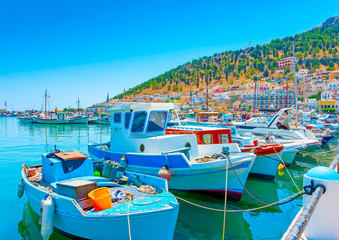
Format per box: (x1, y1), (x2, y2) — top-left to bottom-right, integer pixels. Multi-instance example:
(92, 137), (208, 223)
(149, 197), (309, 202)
(221, 152), (268, 205)
(174, 191), (303, 213)
(273, 146), (301, 192)
(127, 199), (132, 240)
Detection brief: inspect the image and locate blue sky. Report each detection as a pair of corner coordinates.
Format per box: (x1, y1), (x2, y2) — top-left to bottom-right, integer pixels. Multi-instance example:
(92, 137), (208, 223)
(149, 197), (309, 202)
(0, 0), (338, 111)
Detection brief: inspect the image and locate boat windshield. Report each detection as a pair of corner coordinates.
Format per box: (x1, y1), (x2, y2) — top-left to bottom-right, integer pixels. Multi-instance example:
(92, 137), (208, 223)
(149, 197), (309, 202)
(147, 111), (167, 132)
(245, 117), (271, 125)
(131, 111), (147, 133)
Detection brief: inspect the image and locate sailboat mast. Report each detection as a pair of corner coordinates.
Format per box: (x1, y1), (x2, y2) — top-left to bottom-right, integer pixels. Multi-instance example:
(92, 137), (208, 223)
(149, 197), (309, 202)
(293, 42), (298, 126)
(44, 89), (47, 117)
(206, 79), (209, 111)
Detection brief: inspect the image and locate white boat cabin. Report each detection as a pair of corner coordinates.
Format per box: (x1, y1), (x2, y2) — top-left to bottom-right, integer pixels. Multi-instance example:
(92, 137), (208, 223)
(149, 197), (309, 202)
(108, 103), (241, 160)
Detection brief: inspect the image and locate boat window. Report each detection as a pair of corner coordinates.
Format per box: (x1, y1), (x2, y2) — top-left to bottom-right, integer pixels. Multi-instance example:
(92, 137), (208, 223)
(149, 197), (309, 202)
(219, 134), (229, 143)
(131, 111), (147, 133)
(113, 113), (121, 123)
(202, 134), (213, 144)
(125, 112), (131, 129)
(147, 111), (167, 132)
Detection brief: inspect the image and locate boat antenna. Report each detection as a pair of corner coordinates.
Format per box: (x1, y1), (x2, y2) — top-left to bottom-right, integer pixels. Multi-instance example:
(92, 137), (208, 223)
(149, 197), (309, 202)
(44, 89), (47, 117)
(174, 107), (182, 126)
(293, 42), (298, 127)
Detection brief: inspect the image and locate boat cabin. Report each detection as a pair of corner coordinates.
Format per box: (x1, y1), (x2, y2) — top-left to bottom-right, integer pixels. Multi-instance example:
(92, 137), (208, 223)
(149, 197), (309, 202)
(104, 103), (242, 159)
(166, 127), (232, 145)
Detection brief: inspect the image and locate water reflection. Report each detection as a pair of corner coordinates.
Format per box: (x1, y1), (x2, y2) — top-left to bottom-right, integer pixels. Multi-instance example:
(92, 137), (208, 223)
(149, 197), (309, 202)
(13, 118), (339, 240)
(173, 191), (252, 240)
(17, 122), (110, 153)
(18, 202), (68, 240)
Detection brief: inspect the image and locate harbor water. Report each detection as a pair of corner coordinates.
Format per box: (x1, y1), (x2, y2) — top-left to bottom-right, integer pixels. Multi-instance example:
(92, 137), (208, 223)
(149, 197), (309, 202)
(0, 117), (337, 240)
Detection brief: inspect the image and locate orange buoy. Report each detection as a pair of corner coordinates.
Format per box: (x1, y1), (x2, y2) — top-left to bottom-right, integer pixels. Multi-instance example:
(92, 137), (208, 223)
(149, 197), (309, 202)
(158, 164), (172, 181)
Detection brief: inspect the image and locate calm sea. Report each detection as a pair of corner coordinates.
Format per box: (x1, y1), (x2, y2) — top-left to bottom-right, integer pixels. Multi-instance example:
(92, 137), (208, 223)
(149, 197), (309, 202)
(0, 117), (336, 240)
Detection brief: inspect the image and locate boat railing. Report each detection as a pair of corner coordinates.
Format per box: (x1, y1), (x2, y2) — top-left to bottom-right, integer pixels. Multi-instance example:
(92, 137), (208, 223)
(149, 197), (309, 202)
(282, 152), (339, 240)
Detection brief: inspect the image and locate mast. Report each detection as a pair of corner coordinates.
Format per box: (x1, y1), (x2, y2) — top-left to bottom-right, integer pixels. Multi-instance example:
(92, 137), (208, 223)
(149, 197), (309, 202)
(285, 81), (288, 108)
(190, 85), (192, 108)
(253, 77), (257, 114)
(206, 78), (209, 111)
(44, 89), (47, 117)
(293, 42), (298, 126)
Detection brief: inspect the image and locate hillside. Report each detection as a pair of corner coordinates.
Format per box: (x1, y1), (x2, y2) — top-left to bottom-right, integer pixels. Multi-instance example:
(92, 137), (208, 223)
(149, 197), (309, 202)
(114, 16), (339, 99)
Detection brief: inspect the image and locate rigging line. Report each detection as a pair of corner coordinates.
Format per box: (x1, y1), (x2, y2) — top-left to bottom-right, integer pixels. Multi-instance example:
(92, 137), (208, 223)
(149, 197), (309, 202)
(221, 152), (268, 205)
(222, 153), (229, 240)
(273, 146), (301, 192)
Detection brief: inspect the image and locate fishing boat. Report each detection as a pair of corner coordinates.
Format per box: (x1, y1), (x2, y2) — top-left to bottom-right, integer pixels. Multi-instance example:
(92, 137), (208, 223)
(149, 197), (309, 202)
(18, 115), (36, 123)
(88, 103), (256, 200)
(33, 90), (88, 124)
(166, 125), (283, 180)
(18, 149), (179, 240)
(34, 111), (70, 124)
(68, 115), (89, 124)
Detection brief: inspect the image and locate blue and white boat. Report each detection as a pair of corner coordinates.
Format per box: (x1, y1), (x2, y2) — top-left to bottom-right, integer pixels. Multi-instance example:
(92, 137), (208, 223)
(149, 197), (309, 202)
(89, 103), (256, 200)
(19, 150), (179, 240)
(234, 108), (320, 150)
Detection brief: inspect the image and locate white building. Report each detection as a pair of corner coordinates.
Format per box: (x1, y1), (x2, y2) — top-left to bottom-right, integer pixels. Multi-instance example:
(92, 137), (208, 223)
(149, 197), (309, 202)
(297, 69), (309, 78)
(321, 92), (333, 101)
(328, 81), (339, 90)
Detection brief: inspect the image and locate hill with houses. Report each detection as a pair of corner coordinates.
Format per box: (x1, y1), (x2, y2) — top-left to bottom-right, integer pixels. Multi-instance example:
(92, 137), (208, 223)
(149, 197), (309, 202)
(114, 16), (338, 103)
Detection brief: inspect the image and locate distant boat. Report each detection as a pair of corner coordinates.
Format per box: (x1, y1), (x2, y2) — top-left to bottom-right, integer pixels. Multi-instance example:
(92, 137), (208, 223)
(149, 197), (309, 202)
(68, 115), (89, 124)
(18, 116), (36, 123)
(33, 111), (70, 124)
(33, 90), (88, 124)
(19, 149), (179, 240)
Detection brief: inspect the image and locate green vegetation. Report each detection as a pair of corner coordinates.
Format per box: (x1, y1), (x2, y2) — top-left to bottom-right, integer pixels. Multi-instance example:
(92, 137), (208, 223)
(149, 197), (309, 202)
(63, 108), (84, 112)
(308, 91), (322, 100)
(114, 25), (339, 99)
(322, 108), (336, 112)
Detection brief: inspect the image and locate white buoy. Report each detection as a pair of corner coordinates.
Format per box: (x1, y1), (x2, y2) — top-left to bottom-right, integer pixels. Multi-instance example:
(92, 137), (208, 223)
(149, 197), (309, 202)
(40, 195), (55, 240)
(17, 179), (24, 199)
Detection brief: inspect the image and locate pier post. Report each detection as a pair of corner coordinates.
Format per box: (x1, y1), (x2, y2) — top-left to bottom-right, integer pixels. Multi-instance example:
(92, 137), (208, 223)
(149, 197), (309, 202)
(282, 154), (339, 240)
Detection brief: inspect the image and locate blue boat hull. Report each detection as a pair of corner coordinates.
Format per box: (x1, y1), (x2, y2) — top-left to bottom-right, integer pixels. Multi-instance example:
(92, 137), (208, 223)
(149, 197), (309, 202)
(88, 144), (255, 201)
(280, 148), (298, 166)
(249, 153), (281, 180)
(22, 171), (179, 240)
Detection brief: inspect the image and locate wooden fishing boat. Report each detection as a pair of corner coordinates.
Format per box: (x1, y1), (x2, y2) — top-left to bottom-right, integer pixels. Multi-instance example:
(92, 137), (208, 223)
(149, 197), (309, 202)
(89, 103), (256, 201)
(18, 150), (179, 240)
(33, 111), (69, 124)
(68, 115), (89, 124)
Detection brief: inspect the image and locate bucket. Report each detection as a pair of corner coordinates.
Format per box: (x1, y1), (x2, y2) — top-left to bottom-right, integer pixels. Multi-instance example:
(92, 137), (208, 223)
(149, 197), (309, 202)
(88, 187), (112, 211)
(28, 168), (37, 177)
